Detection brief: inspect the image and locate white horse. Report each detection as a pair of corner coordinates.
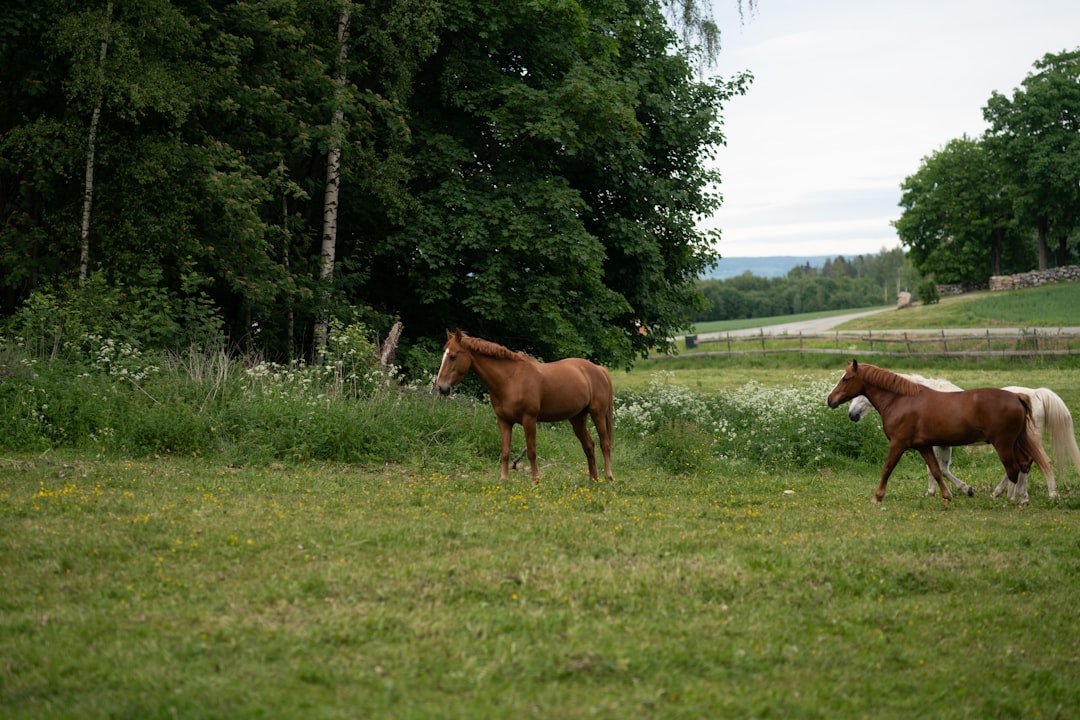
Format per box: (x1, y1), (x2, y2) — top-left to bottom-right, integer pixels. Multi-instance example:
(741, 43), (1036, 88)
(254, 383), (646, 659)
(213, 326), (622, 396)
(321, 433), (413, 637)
(847, 375), (1079, 503)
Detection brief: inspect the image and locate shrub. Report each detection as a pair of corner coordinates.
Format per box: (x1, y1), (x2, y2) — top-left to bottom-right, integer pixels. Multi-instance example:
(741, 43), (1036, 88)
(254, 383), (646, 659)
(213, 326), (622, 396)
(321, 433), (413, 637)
(916, 278), (940, 305)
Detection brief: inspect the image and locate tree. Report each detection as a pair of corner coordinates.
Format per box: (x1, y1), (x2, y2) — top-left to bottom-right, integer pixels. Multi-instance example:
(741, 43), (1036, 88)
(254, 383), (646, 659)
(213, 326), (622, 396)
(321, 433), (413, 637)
(314, 2), (353, 357)
(369, 0), (750, 367)
(983, 49), (1080, 269)
(894, 136), (1022, 284)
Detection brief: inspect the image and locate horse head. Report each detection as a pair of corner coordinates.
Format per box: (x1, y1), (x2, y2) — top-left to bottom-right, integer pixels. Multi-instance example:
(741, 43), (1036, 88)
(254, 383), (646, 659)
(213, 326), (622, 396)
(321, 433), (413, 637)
(827, 359), (865, 409)
(433, 329), (473, 396)
(847, 394), (873, 422)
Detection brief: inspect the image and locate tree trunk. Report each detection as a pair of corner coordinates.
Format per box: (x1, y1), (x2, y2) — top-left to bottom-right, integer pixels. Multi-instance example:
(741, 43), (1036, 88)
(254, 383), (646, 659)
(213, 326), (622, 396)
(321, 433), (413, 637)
(314, 3), (351, 358)
(79, 0), (112, 284)
(1056, 235), (1068, 267)
(1036, 215), (1049, 271)
(282, 189), (294, 357)
(380, 321), (403, 368)
(990, 227), (1003, 276)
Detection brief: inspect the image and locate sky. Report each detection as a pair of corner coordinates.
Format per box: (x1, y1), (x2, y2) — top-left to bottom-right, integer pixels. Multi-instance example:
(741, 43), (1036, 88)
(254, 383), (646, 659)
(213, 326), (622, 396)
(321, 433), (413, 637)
(702, 0), (1080, 258)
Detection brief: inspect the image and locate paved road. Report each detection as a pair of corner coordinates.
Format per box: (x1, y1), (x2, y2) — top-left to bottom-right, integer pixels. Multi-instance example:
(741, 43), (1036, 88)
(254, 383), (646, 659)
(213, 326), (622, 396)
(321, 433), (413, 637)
(691, 307), (1080, 341)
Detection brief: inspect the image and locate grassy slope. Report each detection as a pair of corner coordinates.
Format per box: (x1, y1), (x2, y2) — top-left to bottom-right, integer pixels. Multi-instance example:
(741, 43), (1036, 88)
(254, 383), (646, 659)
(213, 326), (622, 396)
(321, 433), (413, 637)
(688, 281), (1080, 335)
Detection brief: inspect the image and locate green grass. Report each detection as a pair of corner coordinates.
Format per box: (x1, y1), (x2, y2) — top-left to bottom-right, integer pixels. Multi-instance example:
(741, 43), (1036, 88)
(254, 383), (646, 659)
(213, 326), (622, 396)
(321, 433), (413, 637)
(2, 284), (1080, 718)
(2, 449), (1077, 719)
(838, 283), (1080, 331)
(689, 305), (889, 335)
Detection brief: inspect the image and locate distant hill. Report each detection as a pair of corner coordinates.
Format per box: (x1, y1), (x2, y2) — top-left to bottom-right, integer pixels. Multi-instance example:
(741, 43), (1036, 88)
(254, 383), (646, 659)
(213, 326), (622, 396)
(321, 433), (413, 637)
(704, 255), (836, 279)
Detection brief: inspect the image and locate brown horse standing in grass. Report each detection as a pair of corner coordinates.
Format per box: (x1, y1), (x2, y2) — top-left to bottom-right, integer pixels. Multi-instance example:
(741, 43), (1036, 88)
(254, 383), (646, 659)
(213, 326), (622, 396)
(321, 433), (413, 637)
(433, 330), (614, 483)
(826, 359), (1051, 504)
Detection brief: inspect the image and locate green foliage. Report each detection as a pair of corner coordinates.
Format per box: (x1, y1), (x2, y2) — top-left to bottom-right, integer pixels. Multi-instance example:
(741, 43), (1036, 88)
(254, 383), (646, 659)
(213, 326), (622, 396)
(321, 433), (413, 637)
(616, 374), (878, 474)
(692, 248), (911, 322)
(984, 49), (1080, 264)
(915, 278), (940, 305)
(899, 49), (1080, 281)
(4, 272), (223, 360)
(895, 136), (1028, 283)
(2, 0), (738, 370)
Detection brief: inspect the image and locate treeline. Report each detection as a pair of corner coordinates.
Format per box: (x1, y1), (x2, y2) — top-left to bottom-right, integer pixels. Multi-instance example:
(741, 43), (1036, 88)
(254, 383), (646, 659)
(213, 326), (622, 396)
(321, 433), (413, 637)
(691, 248), (917, 322)
(0, 1), (743, 372)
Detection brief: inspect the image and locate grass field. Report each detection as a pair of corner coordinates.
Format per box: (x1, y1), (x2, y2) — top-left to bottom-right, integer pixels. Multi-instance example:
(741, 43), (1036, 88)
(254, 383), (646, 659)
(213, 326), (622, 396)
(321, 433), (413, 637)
(2, 285), (1079, 719)
(688, 282), (1080, 335)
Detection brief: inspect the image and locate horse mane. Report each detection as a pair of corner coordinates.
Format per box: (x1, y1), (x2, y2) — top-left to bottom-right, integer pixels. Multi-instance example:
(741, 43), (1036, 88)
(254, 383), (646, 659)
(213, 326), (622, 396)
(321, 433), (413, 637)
(457, 333), (528, 361)
(858, 363), (924, 396)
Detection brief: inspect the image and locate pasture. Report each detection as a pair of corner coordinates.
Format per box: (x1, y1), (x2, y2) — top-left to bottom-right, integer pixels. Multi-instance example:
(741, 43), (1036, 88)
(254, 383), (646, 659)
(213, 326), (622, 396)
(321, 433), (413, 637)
(3, 287), (1080, 718)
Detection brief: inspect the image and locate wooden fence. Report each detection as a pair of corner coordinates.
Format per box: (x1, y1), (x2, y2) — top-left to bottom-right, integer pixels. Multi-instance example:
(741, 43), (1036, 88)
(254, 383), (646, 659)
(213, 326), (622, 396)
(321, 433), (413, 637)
(673, 329), (1080, 359)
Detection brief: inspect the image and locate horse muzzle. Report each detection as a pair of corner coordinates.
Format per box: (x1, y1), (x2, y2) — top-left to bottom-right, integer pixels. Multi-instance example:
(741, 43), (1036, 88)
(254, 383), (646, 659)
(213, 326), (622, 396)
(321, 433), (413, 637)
(434, 382), (453, 397)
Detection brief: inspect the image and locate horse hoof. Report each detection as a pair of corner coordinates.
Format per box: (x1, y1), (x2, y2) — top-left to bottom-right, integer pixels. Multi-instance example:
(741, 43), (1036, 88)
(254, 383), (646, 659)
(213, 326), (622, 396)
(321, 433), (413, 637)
(966, 487), (974, 497)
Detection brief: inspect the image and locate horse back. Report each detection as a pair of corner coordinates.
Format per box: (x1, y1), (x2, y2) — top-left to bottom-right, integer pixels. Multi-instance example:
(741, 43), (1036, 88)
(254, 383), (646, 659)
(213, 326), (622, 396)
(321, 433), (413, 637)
(535, 358), (611, 421)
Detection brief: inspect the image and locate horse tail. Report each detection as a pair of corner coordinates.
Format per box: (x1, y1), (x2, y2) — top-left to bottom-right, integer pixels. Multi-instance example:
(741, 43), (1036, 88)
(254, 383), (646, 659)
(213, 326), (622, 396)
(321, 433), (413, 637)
(1035, 388), (1080, 478)
(1016, 394), (1053, 480)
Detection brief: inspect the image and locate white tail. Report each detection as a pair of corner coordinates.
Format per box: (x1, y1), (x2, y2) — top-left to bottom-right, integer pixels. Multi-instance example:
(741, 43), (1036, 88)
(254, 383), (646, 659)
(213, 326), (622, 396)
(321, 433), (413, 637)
(1030, 387), (1080, 479)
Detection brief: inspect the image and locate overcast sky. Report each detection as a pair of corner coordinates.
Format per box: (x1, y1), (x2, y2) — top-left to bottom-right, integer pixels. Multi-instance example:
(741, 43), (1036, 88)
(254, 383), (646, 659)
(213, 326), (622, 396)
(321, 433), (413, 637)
(702, 0), (1080, 259)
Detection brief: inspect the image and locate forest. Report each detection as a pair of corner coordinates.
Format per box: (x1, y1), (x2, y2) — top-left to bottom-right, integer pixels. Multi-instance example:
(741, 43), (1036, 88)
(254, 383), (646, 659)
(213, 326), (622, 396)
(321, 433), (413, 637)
(690, 247), (915, 322)
(1, 0), (747, 372)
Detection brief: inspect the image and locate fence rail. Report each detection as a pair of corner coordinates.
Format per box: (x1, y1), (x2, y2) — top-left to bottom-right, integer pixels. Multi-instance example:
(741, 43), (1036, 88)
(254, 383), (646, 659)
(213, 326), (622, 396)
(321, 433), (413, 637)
(670, 329), (1080, 359)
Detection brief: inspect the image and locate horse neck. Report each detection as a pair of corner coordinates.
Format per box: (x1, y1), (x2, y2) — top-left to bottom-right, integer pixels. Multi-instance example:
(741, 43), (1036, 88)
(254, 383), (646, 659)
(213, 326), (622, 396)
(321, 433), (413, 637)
(466, 352), (519, 394)
(860, 382), (901, 413)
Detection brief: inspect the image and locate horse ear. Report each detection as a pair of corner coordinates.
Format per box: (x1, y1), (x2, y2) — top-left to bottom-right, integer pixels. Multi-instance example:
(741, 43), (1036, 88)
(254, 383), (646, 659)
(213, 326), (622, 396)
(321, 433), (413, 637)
(851, 359), (859, 371)
(445, 328), (453, 340)
(453, 328), (464, 342)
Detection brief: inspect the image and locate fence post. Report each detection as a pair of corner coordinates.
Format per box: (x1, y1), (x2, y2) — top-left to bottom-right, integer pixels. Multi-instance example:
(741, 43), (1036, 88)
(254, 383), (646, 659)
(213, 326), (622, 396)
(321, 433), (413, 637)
(760, 328), (766, 352)
(941, 329), (948, 353)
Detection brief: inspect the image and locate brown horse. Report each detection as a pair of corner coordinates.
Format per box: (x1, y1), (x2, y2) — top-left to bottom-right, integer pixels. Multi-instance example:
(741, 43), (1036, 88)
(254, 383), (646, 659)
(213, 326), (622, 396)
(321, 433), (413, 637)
(826, 359), (1051, 504)
(433, 330), (614, 482)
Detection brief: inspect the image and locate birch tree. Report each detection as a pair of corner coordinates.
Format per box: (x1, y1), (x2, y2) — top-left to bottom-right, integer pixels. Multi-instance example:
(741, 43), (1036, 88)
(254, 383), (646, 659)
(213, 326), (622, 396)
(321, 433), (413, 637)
(78, 1), (111, 283)
(314, 2), (352, 357)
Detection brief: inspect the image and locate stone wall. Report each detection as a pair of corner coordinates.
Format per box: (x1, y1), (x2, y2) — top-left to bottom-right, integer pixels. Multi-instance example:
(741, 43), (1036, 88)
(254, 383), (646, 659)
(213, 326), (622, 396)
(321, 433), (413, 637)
(936, 265), (1080, 295)
(937, 281), (987, 296)
(988, 264), (1080, 291)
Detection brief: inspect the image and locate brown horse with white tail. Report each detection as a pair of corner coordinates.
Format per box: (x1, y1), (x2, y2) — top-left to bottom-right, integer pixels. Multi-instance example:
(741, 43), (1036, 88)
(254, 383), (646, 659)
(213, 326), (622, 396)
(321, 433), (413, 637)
(827, 359), (1051, 504)
(433, 330), (614, 483)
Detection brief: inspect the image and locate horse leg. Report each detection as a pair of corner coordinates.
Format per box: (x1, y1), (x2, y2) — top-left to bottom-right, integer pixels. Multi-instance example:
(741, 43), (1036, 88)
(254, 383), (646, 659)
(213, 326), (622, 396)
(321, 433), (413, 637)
(590, 404), (614, 482)
(936, 445), (973, 497)
(1045, 468), (1060, 501)
(569, 413), (599, 481)
(918, 447), (953, 504)
(991, 475), (1013, 499)
(1011, 472), (1030, 506)
(991, 440), (1025, 505)
(874, 445), (909, 503)
(497, 418), (515, 481)
(522, 415), (541, 482)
